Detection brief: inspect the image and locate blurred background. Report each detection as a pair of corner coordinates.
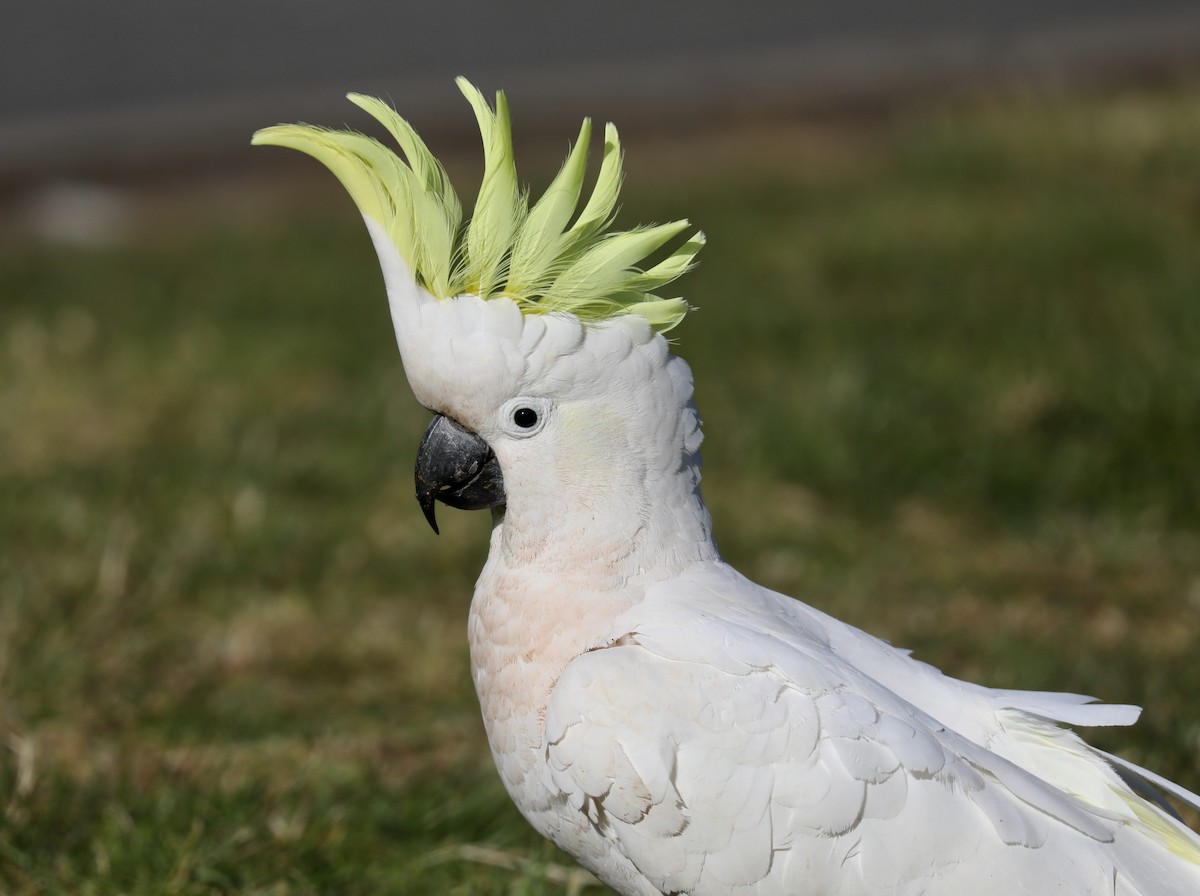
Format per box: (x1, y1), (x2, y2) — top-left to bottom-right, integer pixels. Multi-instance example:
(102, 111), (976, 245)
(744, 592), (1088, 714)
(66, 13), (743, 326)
(3, 3), (1200, 894)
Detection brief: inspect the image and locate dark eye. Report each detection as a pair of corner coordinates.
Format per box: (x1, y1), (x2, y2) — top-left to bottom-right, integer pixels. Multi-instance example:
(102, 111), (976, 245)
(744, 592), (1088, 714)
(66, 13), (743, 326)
(513, 407), (539, 429)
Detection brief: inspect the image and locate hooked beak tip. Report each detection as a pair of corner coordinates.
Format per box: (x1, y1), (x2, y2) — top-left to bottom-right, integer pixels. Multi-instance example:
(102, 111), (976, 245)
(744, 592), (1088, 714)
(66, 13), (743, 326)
(418, 489), (440, 535)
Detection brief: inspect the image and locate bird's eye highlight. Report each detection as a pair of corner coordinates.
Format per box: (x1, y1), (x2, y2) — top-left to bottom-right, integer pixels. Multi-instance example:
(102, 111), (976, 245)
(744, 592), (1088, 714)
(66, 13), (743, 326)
(513, 407), (539, 429)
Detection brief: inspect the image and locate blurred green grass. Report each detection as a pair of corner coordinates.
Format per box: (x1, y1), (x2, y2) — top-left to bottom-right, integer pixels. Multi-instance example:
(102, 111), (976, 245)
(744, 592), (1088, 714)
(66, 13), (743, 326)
(2, 85), (1200, 894)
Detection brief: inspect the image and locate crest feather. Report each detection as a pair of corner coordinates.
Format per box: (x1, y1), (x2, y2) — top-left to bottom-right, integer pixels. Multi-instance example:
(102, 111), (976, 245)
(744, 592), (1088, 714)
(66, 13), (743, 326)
(252, 79), (701, 333)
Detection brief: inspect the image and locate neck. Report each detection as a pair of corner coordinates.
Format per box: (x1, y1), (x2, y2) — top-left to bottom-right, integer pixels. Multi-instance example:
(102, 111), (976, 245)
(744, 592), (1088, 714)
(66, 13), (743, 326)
(467, 448), (717, 799)
(493, 450), (717, 590)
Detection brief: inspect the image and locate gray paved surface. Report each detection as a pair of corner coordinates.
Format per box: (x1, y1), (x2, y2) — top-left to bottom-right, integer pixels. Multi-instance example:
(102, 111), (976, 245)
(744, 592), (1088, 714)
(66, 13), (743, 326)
(3, 1), (1200, 178)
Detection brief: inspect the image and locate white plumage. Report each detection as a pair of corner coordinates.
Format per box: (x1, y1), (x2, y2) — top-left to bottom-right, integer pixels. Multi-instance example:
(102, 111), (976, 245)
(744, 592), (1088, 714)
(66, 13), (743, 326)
(257, 88), (1200, 895)
(392, 272), (1200, 895)
(537, 564), (1198, 894)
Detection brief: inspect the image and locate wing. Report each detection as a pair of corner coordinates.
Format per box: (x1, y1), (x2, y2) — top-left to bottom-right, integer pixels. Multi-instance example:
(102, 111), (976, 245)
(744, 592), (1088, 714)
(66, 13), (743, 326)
(542, 583), (1200, 895)
(647, 564), (1200, 850)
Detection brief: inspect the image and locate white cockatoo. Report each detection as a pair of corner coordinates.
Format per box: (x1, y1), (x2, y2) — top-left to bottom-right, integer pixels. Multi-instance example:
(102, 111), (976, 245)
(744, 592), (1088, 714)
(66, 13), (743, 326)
(254, 80), (1200, 895)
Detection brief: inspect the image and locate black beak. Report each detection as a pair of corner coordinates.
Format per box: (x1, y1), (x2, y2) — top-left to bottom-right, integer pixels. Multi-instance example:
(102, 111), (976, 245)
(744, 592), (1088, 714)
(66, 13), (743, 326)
(414, 414), (505, 534)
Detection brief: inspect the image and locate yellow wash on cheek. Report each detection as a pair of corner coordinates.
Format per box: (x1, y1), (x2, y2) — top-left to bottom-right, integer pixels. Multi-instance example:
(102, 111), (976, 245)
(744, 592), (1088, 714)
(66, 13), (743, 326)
(555, 403), (633, 497)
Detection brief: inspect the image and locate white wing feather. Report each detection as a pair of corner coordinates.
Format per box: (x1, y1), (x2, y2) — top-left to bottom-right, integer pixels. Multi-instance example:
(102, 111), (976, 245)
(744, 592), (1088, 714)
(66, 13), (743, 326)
(540, 563), (1200, 895)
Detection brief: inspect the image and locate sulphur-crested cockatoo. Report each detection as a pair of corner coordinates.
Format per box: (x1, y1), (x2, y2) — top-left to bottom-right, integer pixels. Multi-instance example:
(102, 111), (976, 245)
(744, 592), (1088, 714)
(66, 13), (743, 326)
(254, 80), (1200, 895)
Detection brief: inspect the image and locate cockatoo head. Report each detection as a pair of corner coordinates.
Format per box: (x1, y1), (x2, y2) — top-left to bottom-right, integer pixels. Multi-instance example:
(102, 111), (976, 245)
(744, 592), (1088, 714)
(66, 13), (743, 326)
(253, 80), (709, 574)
